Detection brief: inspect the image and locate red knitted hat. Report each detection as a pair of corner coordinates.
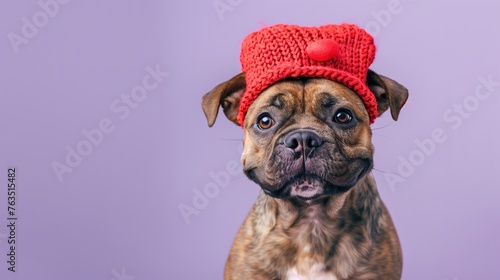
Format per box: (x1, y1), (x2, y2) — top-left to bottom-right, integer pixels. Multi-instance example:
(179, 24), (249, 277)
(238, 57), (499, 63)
(237, 24), (378, 126)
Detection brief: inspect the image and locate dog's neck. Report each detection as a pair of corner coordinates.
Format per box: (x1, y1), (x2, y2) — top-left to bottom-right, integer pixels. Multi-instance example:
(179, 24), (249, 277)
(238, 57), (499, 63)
(253, 173), (384, 255)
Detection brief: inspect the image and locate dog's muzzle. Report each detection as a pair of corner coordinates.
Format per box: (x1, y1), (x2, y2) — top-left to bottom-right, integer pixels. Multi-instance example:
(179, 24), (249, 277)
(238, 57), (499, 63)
(248, 128), (372, 201)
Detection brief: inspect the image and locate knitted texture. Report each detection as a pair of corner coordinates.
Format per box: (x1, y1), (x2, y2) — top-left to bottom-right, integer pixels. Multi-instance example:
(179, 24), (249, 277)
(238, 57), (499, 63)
(237, 24), (378, 126)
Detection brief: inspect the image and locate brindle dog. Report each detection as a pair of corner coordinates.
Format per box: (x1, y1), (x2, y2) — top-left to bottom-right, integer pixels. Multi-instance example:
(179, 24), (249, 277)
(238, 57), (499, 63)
(202, 70), (408, 280)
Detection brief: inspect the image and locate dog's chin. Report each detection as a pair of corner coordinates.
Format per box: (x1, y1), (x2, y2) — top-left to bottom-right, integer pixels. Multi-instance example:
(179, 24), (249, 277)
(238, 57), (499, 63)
(246, 159), (373, 201)
(262, 175), (356, 201)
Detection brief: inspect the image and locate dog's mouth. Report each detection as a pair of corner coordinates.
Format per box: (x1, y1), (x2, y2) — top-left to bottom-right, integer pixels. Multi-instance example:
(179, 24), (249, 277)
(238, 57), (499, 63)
(245, 155), (373, 201)
(262, 174), (353, 201)
(257, 159), (372, 200)
(289, 177), (326, 199)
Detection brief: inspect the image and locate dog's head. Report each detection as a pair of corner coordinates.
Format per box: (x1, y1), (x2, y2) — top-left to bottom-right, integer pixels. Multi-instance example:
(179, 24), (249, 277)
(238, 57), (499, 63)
(202, 71), (408, 201)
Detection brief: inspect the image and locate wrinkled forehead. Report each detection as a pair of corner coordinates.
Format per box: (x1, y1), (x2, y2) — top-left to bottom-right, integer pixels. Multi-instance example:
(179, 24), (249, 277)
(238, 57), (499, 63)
(246, 78), (369, 122)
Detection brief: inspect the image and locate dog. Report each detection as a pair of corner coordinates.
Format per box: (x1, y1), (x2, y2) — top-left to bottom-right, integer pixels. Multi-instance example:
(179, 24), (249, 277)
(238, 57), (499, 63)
(201, 24), (408, 280)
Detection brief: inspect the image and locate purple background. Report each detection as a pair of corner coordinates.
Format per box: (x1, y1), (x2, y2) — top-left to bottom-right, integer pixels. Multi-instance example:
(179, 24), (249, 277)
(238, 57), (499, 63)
(1, 0), (499, 279)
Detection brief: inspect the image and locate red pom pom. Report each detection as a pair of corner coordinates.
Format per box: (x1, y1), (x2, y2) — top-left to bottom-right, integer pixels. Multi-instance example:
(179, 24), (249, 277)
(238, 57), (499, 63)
(306, 39), (341, 62)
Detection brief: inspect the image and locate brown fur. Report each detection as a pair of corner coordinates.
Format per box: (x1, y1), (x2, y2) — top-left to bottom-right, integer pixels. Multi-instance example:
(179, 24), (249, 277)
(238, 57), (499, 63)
(225, 176), (402, 279)
(202, 72), (408, 280)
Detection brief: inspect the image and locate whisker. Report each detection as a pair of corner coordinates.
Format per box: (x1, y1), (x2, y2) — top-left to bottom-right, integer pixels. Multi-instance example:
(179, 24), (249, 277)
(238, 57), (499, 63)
(371, 122), (394, 130)
(372, 166), (397, 175)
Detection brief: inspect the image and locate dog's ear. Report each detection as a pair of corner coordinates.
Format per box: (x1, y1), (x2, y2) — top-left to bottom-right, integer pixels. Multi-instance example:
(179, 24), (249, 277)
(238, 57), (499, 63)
(367, 69), (409, 121)
(202, 73), (246, 127)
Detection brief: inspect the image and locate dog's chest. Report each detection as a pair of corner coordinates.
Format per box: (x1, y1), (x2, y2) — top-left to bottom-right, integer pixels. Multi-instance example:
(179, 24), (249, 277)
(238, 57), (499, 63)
(283, 207), (339, 280)
(285, 263), (337, 280)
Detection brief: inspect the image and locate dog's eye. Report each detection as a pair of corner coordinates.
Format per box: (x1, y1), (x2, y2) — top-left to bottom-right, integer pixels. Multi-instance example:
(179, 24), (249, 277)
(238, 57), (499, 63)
(333, 109), (353, 124)
(257, 114), (275, 130)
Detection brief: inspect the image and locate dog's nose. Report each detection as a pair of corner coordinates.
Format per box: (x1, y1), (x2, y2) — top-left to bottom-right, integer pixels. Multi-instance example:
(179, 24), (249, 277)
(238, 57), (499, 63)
(284, 130), (323, 156)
